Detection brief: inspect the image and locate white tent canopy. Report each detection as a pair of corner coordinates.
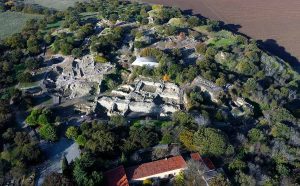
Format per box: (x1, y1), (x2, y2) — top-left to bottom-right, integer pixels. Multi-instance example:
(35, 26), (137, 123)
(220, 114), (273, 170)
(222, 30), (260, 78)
(132, 57), (159, 68)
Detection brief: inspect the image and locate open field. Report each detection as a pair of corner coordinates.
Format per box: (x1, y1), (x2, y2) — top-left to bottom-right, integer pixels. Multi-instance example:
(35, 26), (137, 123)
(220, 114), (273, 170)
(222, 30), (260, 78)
(0, 12), (43, 39)
(25, 0), (89, 10)
(139, 0), (300, 67)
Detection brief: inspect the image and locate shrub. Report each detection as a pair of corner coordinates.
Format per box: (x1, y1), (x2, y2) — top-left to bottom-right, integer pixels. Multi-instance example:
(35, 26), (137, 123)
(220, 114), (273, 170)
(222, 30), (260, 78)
(76, 135), (87, 146)
(193, 127), (232, 156)
(38, 114), (50, 126)
(195, 43), (207, 54)
(66, 126), (79, 139)
(187, 16), (200, 27)
(39, 124), (57, 141)
(94, 55), (108, 63)
(25, 109), (42, 126)
(142, 179), (152, 186)
(17, 71), (33, 83)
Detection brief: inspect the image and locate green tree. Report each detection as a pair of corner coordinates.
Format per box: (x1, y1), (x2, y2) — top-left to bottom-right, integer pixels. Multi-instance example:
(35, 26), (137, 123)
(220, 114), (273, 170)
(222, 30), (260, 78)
(25, 109), (42, 126)
(271, 123), (290, 140)
(60, 42), (73, 55)
(85, 130), (115, 153)
(248, 128), (265, 143)
(205, 47), (217, 59)
(123, 125), (159, 153)
(215, 76), (226, 87)
(38, 114), (50, 126)
(193, 127), (232, 156)
(66, 126), (79, 140)
(210, 174), (230, 186)
(39, 124), (57, 141)
(17, 71), (33, 83)
(173, 111), (196, 129)
(236, 60), (258, 76)
(25, 57), (39, 70)
(76, 135), (87, 146)
(161, 133), (172, 144)
(187, 16), (200, 27)
(43, 172), (74, 186)
(110, 115), (126, 126)
(44, 34), (53, 45)
(195, 43), (207, 54)
(229, 158), (246, 171)
(73, 154), (103, 186)
(72, 48), (82, 58)
(27, 36), (41, 55)
(244, 78), (257, 94)
(179, 129), (195, 151)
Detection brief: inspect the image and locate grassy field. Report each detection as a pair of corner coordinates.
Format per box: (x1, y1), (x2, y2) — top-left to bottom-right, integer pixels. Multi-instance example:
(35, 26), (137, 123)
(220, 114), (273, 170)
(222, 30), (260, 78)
(0, 11), (43, 39)
(25, 0), (89, 10)
(209, 38), (236, 48)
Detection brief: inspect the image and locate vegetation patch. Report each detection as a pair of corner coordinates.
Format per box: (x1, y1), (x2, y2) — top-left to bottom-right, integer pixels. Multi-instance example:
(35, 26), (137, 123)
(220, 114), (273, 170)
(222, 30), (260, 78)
(208, 38), (236, 48)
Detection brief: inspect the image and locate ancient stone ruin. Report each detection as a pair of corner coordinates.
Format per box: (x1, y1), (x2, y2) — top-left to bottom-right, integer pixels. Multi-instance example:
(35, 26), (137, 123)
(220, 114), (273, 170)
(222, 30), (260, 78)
(191, 76), (223, 103)
(44, 55), (114, 99)
(97, 79), (183, 118)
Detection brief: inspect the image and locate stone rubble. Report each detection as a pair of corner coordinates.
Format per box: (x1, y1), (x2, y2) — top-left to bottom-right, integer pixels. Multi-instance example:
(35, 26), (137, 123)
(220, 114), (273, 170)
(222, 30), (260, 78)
(97, 79), (183, 118)
(45, 55), (114, 99)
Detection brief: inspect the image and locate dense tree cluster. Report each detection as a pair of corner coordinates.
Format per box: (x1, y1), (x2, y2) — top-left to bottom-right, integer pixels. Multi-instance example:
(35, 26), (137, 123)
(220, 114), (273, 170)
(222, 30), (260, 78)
(1, 129), (42, 183)
(25, 108), (58, 141)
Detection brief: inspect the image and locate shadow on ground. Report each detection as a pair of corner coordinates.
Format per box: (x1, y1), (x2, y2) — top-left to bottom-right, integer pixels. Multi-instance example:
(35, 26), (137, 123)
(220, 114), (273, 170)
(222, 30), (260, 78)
(258, 39), (300, 73)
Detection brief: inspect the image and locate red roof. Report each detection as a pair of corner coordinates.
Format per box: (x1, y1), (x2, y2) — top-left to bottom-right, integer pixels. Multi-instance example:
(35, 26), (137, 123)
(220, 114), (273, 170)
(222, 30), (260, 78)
(190, 153), (215, 170)
(104, 166), (129, 186)
(125, 156), (187, 180)
(203, 158), (215, 170)
(190, 152), (203, 161)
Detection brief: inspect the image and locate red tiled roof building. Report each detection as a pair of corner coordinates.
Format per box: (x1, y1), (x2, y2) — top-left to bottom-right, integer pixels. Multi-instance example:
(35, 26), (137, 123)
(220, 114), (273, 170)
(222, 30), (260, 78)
(104, 166), (130, 186)
(105, 153), (216, 186)
(126, 156), (187, 181)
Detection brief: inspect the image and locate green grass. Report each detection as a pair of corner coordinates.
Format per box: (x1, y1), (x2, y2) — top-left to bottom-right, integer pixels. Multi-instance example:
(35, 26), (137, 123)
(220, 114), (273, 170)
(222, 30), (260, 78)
(80, 12), (98, 20)
(25, 0), (89, 10)
(209, 38), (236, 48)
(193, 25), (211, 35)
(18, 82), (40, 89)
(45, 20), (62, 32)
(0, 11), (43, 39)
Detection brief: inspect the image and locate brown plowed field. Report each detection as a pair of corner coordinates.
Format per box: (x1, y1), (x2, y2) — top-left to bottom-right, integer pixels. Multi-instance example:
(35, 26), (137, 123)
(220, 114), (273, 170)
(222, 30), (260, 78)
(138, 0), (300, 66)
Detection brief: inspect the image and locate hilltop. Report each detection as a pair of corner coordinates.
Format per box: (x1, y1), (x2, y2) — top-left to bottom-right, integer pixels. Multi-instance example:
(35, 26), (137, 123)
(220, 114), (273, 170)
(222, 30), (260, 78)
(0, 0), (299, 185)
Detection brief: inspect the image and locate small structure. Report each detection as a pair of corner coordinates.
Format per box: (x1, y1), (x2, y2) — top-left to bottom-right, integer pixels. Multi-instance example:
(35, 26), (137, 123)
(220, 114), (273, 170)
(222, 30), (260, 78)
(131, 57), (159, 68)
(52, 95), (61, 105)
